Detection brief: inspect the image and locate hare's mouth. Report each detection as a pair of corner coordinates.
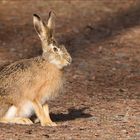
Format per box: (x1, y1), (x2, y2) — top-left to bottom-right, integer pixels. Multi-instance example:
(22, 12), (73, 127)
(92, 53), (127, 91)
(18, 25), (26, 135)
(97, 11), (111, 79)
(67, 60), (71, 65)
(66, 57), (72, 65)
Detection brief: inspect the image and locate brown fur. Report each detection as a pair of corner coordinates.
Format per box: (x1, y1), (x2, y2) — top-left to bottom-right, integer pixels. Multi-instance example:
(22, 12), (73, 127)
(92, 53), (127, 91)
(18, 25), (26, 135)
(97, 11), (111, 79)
(0, 12), (71, 126)
(0, 57), (63, 117)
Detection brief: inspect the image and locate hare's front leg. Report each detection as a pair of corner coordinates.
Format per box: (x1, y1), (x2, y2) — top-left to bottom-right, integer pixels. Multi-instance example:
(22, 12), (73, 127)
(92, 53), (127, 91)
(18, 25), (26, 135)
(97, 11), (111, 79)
(32, 99), (56, 126)
(43, 104), (57, 126)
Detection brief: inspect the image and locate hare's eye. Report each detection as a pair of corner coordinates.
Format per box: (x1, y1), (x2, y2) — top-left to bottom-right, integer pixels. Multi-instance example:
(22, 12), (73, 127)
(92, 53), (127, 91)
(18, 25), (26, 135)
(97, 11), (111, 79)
(53, 47), (58, 52)
(52, 40), (56, 44)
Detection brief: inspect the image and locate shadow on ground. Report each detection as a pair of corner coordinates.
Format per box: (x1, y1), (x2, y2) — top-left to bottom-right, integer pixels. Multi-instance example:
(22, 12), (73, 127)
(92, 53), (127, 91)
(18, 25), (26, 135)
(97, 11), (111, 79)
(51, 107), (92, 122)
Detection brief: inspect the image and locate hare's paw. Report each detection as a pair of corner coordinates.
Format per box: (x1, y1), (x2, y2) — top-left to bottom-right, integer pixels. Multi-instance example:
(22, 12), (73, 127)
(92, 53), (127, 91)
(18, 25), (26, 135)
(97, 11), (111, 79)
(0, 117), (33, 125)
(14, 118), (33, 125)
(0, 118), (9, 123)
(34, 118), (40, 123)
(41, 121), (57, 127)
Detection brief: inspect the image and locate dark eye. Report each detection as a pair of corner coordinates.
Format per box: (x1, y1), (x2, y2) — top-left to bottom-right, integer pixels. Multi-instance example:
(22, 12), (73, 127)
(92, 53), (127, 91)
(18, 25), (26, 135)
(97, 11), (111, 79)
(52, 40), (56, 44)
(53, 47), (58, 52)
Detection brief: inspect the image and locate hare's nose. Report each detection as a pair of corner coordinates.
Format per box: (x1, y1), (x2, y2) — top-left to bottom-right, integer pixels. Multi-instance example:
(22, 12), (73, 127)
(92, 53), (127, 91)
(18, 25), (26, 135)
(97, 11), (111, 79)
(67, 57), (72, 64)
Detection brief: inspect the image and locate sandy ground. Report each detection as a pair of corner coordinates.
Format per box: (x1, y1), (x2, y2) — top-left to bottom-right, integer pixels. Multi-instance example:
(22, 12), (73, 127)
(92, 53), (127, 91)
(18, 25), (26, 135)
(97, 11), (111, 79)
(0, 0), (140, 139)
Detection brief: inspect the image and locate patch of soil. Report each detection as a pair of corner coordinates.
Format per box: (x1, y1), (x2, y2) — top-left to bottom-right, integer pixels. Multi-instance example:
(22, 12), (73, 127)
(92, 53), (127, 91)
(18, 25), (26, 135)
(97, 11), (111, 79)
(0, 0), (139, 139)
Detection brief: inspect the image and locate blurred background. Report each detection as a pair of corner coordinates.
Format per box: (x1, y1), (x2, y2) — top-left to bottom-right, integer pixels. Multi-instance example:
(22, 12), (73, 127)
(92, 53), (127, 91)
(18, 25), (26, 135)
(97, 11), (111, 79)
(0, 0), (139, 139)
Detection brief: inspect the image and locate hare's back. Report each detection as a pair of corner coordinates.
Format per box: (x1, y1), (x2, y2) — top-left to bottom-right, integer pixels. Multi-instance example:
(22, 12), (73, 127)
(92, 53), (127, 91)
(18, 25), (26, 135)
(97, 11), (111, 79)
(0, 58), (37, 97)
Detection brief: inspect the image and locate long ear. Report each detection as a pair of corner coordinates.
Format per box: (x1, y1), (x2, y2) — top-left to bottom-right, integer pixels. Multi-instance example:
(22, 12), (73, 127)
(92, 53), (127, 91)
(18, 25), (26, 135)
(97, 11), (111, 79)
(33, 14), (46, 39)
(47, 11), (56, 36)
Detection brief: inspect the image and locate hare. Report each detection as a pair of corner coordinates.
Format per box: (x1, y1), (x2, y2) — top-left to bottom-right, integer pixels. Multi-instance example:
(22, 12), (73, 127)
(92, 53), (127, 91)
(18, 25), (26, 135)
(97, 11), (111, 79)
(0, 11), (72, 126)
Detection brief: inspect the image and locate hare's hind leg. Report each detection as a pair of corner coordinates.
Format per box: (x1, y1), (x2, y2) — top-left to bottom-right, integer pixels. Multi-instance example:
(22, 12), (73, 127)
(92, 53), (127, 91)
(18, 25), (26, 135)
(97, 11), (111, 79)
(32, 100), (56, 126)
(0, 105), (33, 125)
(0, 117), (33, 125)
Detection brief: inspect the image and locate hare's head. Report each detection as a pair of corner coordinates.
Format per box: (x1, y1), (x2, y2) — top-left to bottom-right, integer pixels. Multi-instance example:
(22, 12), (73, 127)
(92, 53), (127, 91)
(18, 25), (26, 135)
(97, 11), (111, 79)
(33, 12), (72, 69)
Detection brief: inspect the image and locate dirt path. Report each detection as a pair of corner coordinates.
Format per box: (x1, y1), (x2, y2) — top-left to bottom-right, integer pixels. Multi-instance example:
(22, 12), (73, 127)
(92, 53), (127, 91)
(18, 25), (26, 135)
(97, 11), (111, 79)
(0, 0), (139, 139)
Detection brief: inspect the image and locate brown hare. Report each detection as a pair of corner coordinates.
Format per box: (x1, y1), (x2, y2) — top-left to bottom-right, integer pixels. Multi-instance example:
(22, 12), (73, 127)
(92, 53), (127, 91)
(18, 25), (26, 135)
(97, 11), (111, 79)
(0, 11), (72, 126)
